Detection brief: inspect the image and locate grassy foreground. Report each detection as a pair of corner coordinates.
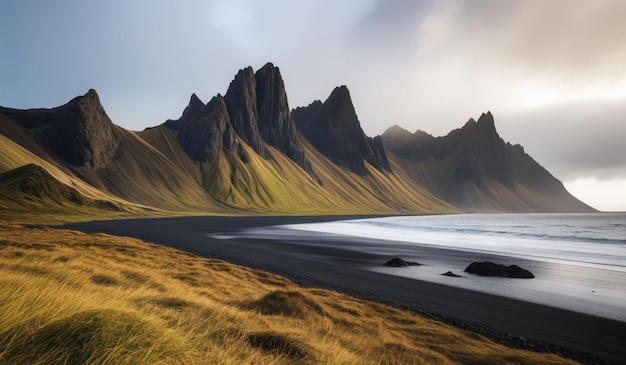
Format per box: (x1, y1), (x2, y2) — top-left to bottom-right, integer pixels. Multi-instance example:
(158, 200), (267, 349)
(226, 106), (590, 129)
(0, 225), (578, 364)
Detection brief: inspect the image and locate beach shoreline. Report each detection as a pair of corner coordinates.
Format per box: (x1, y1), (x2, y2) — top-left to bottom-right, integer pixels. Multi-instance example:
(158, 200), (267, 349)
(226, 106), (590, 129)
(63, 215), (626, 364)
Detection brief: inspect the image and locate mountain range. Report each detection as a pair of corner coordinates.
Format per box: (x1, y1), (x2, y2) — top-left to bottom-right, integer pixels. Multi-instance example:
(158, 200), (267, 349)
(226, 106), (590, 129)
(0, 62), (595, 218)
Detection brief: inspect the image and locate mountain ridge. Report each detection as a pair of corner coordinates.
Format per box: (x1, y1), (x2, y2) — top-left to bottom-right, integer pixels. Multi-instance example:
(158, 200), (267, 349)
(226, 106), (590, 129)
(292, 86), (390, 176)
(0, 62), (595, 217)
(381, 112), (594, 212)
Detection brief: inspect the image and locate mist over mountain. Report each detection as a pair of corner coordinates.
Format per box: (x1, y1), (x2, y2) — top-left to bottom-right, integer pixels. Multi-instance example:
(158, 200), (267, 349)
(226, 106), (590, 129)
(382, 112), (594, 212)
(0, 63), (595, 215)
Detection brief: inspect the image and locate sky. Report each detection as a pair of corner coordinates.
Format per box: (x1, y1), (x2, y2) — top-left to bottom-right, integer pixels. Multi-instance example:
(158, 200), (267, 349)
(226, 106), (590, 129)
(1, 0), (625, 211)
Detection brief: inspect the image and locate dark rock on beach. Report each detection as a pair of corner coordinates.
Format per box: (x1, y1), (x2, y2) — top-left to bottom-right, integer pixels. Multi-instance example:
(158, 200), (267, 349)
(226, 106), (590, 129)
(384, 257), (421, 267)
(441, 271), (463, 277)
(465, 261), (534, 278)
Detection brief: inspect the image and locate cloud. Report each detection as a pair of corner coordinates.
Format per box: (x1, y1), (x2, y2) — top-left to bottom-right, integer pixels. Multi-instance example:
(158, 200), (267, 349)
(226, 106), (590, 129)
(432, 0), (626, 81)
(339, 0), (626, 135)
(498, 101), (626, 181)
(564, 177), (626, 212)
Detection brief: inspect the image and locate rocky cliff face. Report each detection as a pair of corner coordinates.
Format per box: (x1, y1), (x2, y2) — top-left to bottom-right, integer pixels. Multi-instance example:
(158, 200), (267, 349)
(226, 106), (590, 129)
(165, 94), (243, 163)
(292, 86), (390, 175)
(255, 63), (313, 174)
(47, 89), (121, 169)
(223, 67), (268, 158)
(382, 112), (595, 212)
(0, 62), (595, 214)
(1, 89), (120, 169)
(173, 63), (314, 173)
(438, 112), (512, 189)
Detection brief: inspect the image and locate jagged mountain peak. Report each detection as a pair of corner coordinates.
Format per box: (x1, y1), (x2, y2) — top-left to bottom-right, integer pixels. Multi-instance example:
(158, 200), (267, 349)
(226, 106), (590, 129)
(82, 88), (100, 101)
(189, 93), (204, 108)
(254, 62), (313, 174)
(324, 85), (358, 129)
(165, 91), (239, 163)
(293, 85), (390, 175)
(463, 118), (477, 128)
(69, 88), (102, 109)
(462, 111), (496, 134)
(234, 66), (256, 79)
(257, 62), (278, 74)
(47, 89), (121, 168)
(0, 88), (121, 169)
(160, 64), (314, 174)
(476, 111), (496, 133)
(0, 68), (595, 214)
(382, 112), (595, 212)
(479, 110), (493, 121)
(177, 93), (206, 122)
(224, 65), (267, 157)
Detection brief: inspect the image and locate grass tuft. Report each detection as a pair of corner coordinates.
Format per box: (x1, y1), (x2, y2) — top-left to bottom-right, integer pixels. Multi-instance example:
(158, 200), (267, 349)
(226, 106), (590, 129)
(248, 290), (327, 318)
(247, 332), (310, 360)
(90, 274), (119, 286)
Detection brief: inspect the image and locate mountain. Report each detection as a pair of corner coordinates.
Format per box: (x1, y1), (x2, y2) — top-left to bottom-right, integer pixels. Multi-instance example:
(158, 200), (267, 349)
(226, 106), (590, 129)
(138, 64), (448, 213)
(255, 63), (313, 175)
(221, 63), (312, 174)
(0, 62), (594, 218)
(0, 90), (219, 212)
(0, 163), (120, 211)
(292, 86), (390, 175)
(382, 112), (595, 212)
(0, 89), (120, 169)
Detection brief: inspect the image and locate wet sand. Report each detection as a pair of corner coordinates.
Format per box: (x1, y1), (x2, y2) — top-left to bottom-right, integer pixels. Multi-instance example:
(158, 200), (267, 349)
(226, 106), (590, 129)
(63, 215), (626, 364)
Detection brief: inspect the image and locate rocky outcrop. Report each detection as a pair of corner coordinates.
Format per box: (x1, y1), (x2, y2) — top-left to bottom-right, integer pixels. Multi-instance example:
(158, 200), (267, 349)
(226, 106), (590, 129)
(382, 112), (596, 212)
(165, 94), (243, 162)
(2, 89), (121, 169)
(224, 67), (268, 158)
(464, 261), (535, 278)
(293, 86), (390, 175)
(254, 63), (313, 174)
(207, 63), (315, 173)
(384, 257), (421, 267)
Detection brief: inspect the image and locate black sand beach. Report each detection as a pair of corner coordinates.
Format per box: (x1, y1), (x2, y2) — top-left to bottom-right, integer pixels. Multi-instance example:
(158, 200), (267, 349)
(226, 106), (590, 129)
(64, 216), (626, 364)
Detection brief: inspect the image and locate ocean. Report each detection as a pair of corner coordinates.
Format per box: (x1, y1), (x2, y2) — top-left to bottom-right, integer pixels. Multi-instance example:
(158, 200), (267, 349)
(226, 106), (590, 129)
(279, 213), (626, 321)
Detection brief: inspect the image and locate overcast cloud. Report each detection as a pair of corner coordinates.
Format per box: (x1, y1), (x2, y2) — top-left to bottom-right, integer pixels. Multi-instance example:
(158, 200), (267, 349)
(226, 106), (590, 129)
(1, 0), (624, 210)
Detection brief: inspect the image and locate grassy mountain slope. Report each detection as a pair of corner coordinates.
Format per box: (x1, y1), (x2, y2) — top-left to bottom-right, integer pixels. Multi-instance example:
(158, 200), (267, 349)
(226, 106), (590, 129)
(0, 96), (221, 213)
(0, 133), (152, 223)
(139, 126), (454, 214)
(0, 164), (127, 223)
(76, 127), (219, 212)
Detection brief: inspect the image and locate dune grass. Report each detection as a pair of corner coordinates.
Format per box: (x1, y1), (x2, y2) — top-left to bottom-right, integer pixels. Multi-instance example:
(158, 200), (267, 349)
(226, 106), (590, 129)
(0, 225), (578, 364)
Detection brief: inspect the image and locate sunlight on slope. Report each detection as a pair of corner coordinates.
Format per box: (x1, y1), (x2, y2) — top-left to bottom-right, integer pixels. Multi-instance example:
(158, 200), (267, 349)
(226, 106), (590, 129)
(138, 127), (456, 215)
(79, 128), (220, 212)
(0, 134), (126, 203)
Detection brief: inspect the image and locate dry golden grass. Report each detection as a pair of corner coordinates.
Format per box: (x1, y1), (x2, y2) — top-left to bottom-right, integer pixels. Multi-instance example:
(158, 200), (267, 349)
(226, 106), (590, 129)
(0, 225), (579, 364)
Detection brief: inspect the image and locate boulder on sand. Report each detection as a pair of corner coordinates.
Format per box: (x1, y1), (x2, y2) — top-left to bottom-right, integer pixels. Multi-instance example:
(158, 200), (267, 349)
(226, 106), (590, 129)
(384, 257), (421, 267)
(464, 261), (534, 278)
